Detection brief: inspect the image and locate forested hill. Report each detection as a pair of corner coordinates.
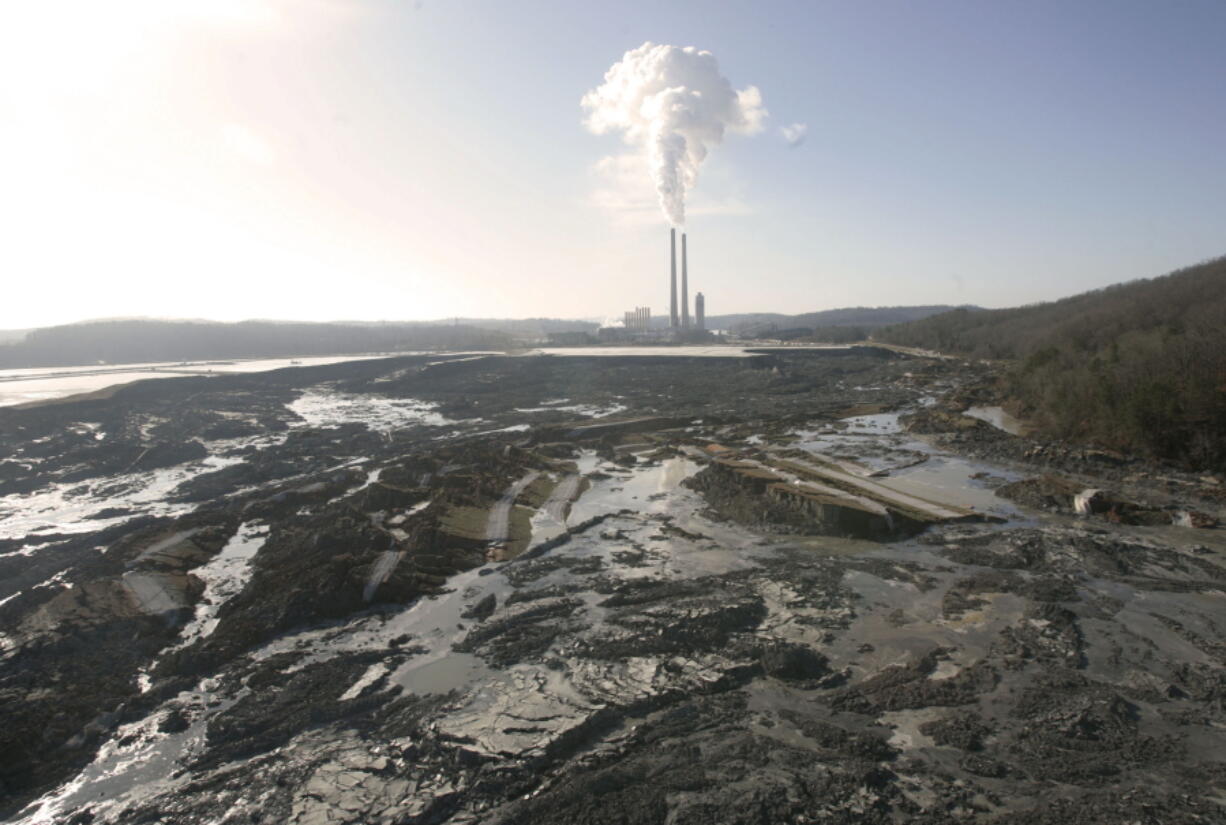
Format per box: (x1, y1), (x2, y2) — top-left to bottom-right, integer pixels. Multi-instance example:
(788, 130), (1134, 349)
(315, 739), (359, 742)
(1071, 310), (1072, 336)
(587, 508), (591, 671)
(877, 256), (1226, 470)
(708, 305), (967, 335)
(0, 320), (513, 369)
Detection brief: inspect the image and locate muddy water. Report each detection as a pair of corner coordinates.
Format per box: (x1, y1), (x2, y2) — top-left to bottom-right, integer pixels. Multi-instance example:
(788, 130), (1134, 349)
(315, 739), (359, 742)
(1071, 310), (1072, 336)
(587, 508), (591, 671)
(0, 421), (305, 548)
(20, 387), (1215, 823)
(878, 455), (1022, 517)
(8, 453), (779, 823)
(529, 346), (761, 358)
(793, 412), (1026, 518)
(0, 391), (455, 549)
(517, 402), (629, 418)
(288, 392), (457, 431)
(0, 452), (246, 544)
(530, 473), (583, 544)
(174, 523), (268, 647)
(568, 455), (697, 523)
(964, 405), (1027, 436)
(13, 679), (233, 825)
(0, 355), (396, 408)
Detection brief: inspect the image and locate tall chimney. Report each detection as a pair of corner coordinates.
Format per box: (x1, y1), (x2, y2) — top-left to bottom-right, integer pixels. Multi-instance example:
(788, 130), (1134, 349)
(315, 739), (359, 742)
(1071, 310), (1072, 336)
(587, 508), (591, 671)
(669, 228), (678, 328)
(681, 232), (689, 328)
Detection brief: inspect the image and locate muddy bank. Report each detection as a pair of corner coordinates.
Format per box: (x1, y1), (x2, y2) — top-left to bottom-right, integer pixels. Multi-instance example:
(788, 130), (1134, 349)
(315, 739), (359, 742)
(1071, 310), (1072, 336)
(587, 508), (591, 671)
(2, 348), (1225, 823)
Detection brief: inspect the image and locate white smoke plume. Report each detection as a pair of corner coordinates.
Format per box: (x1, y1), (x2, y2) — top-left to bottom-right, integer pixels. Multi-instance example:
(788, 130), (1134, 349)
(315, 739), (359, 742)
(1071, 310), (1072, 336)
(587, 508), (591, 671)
(582, 42), (766, 227)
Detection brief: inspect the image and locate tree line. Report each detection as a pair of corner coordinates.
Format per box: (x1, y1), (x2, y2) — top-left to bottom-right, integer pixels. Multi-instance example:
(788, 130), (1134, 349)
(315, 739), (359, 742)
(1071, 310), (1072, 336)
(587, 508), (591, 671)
(0, 320), (514, 369)
(876, 256), (1226, 471)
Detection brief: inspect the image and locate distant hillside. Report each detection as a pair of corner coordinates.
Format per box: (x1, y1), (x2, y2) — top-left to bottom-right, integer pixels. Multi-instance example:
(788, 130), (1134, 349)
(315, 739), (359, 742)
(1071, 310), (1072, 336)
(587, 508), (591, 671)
(877, 256), (1226, 469)
(0, 320), (514, 369)
(444, 318), (599, 336)
(708, 306), (971, 338)
(339, 318), (599, 336)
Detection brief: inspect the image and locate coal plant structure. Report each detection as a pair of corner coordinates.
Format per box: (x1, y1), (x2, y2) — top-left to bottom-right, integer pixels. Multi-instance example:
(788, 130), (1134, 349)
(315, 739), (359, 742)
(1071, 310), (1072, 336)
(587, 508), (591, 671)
(669, 228), (678, 327)
(681, 232), (690, 328)
(607, 229), (708, 341)
(623, 306), (651, 331)
(667, 227), (697, 331)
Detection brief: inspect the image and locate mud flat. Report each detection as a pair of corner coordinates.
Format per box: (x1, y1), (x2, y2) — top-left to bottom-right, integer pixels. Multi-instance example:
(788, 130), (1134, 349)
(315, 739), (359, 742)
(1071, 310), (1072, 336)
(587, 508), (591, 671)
(0, 355), (401, 408)
(2, 349), (1226, 824)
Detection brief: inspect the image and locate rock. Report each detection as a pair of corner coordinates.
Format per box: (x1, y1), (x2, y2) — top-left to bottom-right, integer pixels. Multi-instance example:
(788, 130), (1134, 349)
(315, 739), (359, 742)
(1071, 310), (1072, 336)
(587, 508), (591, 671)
(757, 641), (829, 682)
(996, 474), (1082, 511)
(1174, 509), (1218, 528)
(1074, 488), (1109, 515)
(158, 708), (190, 734)
(900, 409), (1004, 436)
(461, 593), (497, 622)
(920, 712), (991, 751)
(998, 474), (1189, 527)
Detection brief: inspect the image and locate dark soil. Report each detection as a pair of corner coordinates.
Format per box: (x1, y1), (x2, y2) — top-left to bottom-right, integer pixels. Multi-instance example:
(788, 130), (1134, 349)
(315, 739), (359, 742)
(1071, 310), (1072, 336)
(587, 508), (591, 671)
(2, 348), (1225, 824)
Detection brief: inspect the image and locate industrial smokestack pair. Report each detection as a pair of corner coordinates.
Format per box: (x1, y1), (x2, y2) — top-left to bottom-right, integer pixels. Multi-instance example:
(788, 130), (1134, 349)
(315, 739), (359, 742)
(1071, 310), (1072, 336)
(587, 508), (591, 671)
(669, 228), (689, 329)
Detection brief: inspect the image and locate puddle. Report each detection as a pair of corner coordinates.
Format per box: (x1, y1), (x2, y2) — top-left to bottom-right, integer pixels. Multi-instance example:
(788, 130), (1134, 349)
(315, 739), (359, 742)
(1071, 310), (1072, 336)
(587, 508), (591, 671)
(173, 523), (267, 647)
(11, 681), (230, 825)
(516, 402), (629, 418)
(393, 651), (493, 695)
(878, 455), (1023, 516)
(288, 392), (456, 432)
(568, 457), (699, 523)
(0, 453), (246, 542)
(963, 405), (1027, 436)
(0, 356), (395, 408)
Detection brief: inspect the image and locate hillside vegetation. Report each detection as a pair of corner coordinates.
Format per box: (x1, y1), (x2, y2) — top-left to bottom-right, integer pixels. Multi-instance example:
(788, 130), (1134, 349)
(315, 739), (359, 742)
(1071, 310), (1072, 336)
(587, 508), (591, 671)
(877, 256), (1226, 470)
(710, 305), (967, 336)
(0, 320), (512, 369)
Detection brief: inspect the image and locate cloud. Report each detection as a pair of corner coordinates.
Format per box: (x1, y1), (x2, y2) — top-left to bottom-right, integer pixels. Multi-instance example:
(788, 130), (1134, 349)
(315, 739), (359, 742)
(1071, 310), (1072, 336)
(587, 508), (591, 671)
(582, 42), (766, 227)
(781, 122), (808, 147)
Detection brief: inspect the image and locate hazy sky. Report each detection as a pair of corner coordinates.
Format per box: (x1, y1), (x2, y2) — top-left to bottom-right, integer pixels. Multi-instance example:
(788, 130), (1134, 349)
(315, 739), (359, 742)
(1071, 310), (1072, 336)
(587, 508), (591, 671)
(4, 0), (1225, 329)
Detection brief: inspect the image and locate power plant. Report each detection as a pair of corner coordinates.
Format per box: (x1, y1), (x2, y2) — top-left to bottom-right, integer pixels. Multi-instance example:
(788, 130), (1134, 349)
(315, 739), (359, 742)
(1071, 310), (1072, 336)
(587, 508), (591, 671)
(623, 306), (651, 331)
(681, 232), (690, 328)
(667, 228), (691, 329)
(669, 228), (678, 328)
(608, 227), (713, 342)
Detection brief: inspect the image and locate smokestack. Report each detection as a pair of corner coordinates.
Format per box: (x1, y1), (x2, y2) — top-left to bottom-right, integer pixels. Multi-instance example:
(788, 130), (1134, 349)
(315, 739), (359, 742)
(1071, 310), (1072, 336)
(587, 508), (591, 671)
(681, 232), (689, 329)
(696, 292), (705, 330)
(669, 228), (678, 328)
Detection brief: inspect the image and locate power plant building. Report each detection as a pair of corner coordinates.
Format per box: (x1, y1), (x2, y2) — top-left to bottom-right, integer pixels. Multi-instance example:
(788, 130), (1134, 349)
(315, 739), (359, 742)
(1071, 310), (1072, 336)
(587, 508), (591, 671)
(623, 306), (651, 331)
(605, 228), (710, 342)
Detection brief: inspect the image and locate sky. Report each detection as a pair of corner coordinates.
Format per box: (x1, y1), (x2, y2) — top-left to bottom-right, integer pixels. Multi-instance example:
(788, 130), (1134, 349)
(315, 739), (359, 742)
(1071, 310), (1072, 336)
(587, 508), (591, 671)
(3, 0), (1225, 329)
